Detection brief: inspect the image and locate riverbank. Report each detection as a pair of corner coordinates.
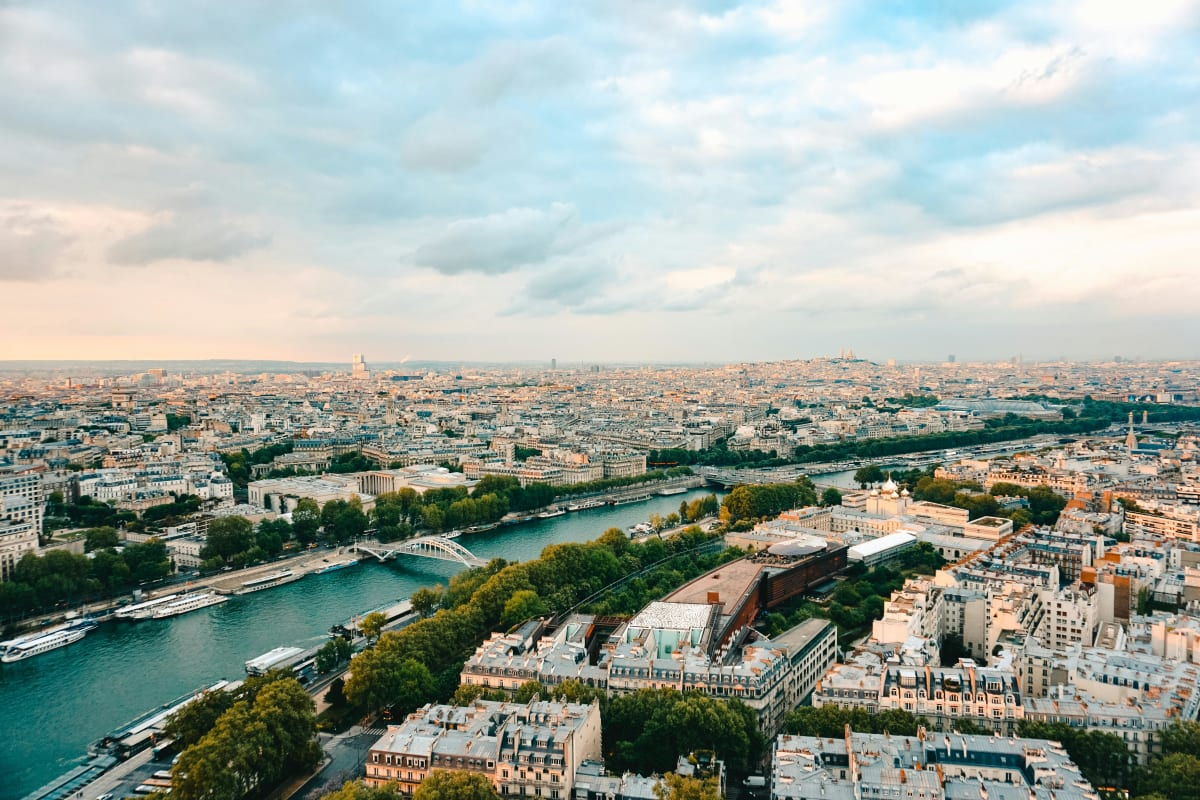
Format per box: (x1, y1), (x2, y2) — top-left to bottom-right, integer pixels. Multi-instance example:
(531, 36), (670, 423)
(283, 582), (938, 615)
(5, 547), (364, 636)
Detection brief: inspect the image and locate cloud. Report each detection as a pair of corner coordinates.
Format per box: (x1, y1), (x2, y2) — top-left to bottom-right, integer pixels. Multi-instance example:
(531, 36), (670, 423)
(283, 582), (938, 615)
(107, 212), (269, 265)
(465, 37), (584, 104)
(1, 0), (1199, 361)
(412, 203), (578, 275)
(0, 205), (73, 280)
(400, 111), (492, 172)
(522, 260), (616, 306)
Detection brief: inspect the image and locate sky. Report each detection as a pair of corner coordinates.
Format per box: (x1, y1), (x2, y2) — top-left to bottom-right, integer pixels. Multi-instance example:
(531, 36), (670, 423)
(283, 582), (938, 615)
(1, 0), (1199, 364)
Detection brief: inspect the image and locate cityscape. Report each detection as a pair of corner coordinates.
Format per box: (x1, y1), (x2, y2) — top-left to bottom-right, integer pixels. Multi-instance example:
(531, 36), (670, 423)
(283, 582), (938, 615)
(3, 354), (1200, 800)
(4, 2), (1200, 800)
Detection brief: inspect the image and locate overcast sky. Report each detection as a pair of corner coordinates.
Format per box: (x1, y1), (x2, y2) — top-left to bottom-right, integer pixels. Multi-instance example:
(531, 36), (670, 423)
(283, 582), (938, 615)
(2, 1), (1198, 363)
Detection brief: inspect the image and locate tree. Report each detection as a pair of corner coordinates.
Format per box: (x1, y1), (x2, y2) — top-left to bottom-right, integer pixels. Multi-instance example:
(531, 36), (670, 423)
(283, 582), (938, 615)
(500, 589), (547, 628)
(654, 773), (721, 800)
(345, 654), (435, 714)
(172, 677), (320, 800)
(319, 782), (403, 800)
(1136, 753), (1200, 800)
(412, 771), (500, 800)
(166, 688), (236, 749)
(940, 633), (969, 666)
(819, 488), (843, 507)
(203, 516), (255, 564)
(83, 526), (120, 552)
(721, 482), (810, 525)
(292, 498), (321, 544)
(121, 538), (173, 582)
(411, 586), (442, 617)
(316, 637), (353, 674)
(451, 683), (509, 706)
(605, 688), (761, 775)
(360, 611), (387, 641)
(321, 498), (369, 544)
(254, 679), (323, 775)
(1162, 720), (1200, 757)
(320, 781), (402, 800)
(854, 464), (885, 487)
(1026, 485), (1067, 525)
(514, 680), (544, 704)
(421, 504), (445, 532)
(91, 548), (132, 591)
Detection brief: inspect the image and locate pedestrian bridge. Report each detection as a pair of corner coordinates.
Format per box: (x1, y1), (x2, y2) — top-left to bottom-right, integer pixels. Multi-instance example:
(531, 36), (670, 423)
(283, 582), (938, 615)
(351, 535), (486, 568)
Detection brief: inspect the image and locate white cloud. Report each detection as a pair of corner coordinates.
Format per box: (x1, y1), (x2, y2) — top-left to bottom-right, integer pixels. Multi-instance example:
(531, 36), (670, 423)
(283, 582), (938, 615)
(413, 203), (579, 275)
(0, 205), (73, 281)
(0, 0), (1197, 361)
(108, 212), (269, 265)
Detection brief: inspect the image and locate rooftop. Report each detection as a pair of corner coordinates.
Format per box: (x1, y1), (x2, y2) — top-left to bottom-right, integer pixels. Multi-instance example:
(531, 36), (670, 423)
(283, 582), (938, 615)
(663, 557), (766, 617)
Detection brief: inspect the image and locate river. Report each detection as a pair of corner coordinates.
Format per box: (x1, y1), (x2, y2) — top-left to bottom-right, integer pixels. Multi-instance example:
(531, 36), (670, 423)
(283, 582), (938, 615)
(0, 489), (722, 800)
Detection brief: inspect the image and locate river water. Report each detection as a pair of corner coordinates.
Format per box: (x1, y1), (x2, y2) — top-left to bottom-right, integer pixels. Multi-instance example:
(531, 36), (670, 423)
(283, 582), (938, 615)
(0, 490), (723, 800)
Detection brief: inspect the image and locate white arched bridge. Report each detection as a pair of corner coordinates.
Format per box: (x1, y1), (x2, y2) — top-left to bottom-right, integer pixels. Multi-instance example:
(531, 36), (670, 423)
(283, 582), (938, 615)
(351, 535), (486, 568)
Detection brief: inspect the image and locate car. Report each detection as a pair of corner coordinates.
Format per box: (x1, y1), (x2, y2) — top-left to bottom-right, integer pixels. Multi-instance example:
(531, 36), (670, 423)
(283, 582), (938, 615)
(95, 793), (114, 800)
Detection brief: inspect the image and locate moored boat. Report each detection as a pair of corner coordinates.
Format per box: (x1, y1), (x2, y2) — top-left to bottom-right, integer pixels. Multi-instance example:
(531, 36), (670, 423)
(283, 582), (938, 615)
(313, 558), (359, 574)
(1, 618), (98, 663)
(231, 569), (303, 595)
(566, 498), (606, 512)
(114, 593), (182, 621)
(151, 592), (228, 619)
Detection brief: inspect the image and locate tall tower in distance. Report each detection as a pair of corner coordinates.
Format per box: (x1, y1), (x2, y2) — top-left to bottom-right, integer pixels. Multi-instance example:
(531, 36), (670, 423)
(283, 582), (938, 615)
(1125, 411), (1137, 453)
(351, 353), (369, 380)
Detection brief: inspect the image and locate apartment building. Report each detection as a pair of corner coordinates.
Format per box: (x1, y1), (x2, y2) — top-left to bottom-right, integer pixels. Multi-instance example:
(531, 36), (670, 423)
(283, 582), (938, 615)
(246, 475), (374, 512)
(0, 465), (43, 537)
(814, 658), (1025, 735)
(1036, 583), (1099, 650)
(1124, 508), (1200, 542)
(364, 699), (602, 798)
(1019, 639), (1200, 763)
(0, 518), (38, 581)
(461, 607), (837, 736)
(770, 729), (1097, 800)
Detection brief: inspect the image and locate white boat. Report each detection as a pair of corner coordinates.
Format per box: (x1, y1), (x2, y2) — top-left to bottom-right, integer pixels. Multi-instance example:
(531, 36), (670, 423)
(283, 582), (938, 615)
(613, 494), (651, 506)
(627, 522), (655, 538)
(313, 558), (359, 574)
(232, 569), (302, 595)
(0, 620), (75, 652)
(537, 508), (566, 519)
(658, 486), (688, 496)
(114, 594), (182, 621)
(151, 592), (228, 619)
(1, 618), (97, 663)
(566, 499), (606, 512)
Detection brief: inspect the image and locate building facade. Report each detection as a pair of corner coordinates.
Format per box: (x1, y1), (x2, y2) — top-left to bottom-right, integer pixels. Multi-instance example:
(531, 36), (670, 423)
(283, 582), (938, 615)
(365, 699), (602, 798)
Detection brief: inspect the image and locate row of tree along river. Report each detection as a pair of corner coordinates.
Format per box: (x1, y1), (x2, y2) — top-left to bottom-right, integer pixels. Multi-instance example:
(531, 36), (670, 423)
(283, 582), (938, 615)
(0, 489), (721, 800)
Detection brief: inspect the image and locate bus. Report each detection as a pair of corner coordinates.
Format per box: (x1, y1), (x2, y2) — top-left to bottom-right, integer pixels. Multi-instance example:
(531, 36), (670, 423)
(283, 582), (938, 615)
(292, 656), (317, 685)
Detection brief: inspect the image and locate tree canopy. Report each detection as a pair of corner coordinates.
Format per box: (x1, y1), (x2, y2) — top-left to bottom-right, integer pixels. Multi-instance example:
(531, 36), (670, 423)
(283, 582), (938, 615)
(412, 771), (500, 800)
(604, 688), (763, 775)
(171, 676), (321, 800)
